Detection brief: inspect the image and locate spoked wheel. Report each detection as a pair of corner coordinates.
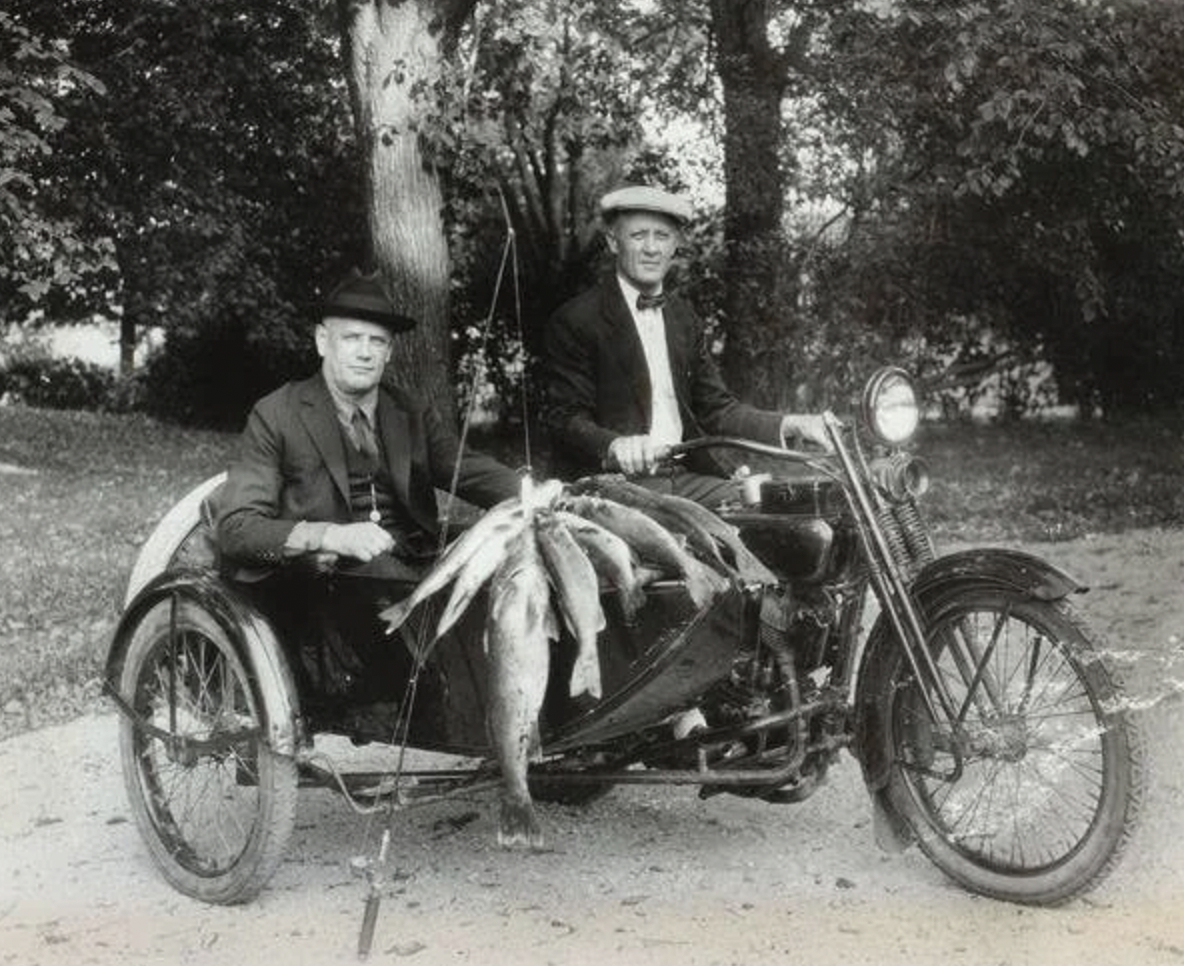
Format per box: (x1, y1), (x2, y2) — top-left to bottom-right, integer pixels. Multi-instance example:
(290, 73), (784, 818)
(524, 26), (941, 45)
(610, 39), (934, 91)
(884, 588), (1147, 905)
(117, 597), (298, 904)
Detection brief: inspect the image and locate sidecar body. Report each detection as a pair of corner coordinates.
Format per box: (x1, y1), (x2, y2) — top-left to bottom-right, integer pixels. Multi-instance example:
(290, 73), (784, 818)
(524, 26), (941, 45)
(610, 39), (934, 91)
(109, 475), (758, 755)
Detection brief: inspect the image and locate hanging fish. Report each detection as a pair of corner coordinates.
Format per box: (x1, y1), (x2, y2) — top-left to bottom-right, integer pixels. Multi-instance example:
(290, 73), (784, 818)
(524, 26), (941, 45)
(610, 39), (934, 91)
(554, 509), (647, 622)
(379, 502), (525, 635)
(573, 475), (776, 584)
(557, 494), (728, 608)
(484, 527), (554, 849)
(536, 512), (605, 700)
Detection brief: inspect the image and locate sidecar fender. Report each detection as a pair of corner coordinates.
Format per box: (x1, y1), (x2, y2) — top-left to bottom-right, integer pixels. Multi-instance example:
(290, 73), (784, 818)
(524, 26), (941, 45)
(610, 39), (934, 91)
(106, 569), (301, 755)
(851, 548), (1087, 850)
(124, 472), (226, 606)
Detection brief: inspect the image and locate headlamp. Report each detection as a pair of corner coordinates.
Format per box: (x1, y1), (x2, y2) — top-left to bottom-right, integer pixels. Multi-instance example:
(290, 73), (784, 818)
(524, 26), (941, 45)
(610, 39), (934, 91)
(861, 367), (920, 445)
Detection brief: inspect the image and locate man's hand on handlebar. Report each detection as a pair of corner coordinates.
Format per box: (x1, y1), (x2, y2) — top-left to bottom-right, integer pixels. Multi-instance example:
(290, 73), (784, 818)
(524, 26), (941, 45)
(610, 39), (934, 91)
(780, 414), (833, 453)
(320, 521), (395, 561)
(606, 434), (673, 476)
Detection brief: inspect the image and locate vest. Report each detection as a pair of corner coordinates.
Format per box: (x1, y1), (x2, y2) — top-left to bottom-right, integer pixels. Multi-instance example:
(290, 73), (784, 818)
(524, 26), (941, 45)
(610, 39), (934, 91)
(341, 426), (436, 562)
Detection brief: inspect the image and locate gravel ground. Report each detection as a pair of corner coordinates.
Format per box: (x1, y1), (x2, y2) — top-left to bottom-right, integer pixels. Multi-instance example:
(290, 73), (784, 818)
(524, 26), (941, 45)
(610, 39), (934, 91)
(2, 528), (1183, 966)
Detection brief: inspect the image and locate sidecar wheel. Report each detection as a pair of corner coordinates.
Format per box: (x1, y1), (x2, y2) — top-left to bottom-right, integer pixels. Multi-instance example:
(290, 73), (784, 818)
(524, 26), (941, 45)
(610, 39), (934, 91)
(117, 598), (298, 904)
(883, 589), (1147, 905)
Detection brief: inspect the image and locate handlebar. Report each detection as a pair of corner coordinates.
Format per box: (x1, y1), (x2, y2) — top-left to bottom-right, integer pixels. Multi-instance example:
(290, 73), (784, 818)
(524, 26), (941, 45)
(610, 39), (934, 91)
(659, 434), (843, 483)
(663, 435), (821, 464)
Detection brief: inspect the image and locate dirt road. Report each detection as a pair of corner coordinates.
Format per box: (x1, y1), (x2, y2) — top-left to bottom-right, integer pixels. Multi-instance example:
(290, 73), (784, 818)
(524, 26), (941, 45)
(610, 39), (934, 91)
(3, 529), (1184, 966)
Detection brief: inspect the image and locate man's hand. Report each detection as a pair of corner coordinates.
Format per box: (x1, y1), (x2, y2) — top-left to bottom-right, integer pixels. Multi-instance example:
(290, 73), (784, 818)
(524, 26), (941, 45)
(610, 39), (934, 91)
(320, 521), (395, 561)
(607, 434), (672, 476)
(780, 414), (833, 452)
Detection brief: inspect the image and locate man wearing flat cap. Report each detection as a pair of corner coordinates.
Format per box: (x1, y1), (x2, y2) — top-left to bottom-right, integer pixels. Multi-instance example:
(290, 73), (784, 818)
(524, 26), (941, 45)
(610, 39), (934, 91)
(216, 269), (521, 705)
(543, 184), (829, 506)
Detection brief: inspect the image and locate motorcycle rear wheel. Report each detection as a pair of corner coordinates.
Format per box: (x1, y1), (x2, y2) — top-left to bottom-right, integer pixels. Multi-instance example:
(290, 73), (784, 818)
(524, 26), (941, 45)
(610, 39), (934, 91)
(118, 598), (298, 904)
(884, 588), (1146, 905)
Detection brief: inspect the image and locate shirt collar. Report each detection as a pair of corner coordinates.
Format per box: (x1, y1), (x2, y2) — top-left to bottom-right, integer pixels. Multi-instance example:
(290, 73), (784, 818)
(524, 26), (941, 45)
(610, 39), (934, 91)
(616, 274), (663, 314)
(324, 378), (379, 427)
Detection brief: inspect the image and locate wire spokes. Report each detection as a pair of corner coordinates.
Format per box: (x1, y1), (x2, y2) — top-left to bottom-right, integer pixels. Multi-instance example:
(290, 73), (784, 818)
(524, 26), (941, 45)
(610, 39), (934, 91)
(896, 601), (1110, 874)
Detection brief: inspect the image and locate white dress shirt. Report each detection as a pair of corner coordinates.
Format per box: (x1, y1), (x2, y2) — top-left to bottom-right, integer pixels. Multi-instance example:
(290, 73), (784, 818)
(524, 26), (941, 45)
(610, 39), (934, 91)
(617, 275), (684, 447)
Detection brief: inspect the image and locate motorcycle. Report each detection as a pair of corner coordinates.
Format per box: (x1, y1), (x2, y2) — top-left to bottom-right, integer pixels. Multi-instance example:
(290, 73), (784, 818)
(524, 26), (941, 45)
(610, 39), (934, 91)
(104, 367), (1146, 912)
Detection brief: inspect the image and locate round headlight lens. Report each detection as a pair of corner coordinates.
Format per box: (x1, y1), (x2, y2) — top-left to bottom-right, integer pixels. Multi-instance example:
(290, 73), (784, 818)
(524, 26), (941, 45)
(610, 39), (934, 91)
(863, 368), (919, 444)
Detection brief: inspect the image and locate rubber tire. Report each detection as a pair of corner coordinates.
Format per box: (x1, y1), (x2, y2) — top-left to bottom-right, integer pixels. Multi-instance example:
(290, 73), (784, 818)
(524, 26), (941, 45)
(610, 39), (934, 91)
(118, 598), (298, 904)
(882, 588), (1147, 905)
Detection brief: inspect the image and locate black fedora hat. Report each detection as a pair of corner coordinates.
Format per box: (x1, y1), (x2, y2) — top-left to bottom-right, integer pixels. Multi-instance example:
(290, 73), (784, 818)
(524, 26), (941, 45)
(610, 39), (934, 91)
(322, 269), (417, 332)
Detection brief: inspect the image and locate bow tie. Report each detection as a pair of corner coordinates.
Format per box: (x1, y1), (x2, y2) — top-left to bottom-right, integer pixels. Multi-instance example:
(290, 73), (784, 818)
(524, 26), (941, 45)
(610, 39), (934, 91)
(636, 292), (666, 311)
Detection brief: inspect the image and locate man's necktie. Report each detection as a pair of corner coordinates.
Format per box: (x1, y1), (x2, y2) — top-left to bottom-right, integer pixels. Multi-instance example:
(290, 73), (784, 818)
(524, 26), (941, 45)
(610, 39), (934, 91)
(636, 292), (666, 311)
(350, 407), (379, 461)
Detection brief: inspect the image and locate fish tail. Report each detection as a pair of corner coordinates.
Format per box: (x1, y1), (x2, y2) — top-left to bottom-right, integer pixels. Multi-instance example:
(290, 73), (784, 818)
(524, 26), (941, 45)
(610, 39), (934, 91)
(379, 599), (412, 633)
(620, 582), (647, 623)
(497, 797), (544, 850)
(568, 644), (603, 700)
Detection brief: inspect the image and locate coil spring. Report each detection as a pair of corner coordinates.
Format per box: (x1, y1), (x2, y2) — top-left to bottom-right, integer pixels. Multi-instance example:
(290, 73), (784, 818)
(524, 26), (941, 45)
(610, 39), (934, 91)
(896, 497), (936, 567)
(876, 503), (910, 570)
(876, 497), (935, 580)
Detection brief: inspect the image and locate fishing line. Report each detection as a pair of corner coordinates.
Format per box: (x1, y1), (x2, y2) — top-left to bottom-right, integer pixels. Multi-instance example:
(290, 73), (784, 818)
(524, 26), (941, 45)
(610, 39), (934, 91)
(354, 188), (521, 958)
(439, 188), (523, 544)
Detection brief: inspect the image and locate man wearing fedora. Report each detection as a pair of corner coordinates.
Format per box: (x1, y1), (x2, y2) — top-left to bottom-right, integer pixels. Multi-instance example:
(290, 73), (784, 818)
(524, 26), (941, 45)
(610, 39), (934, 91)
(216, 269), (521, 709)
(543, 184), (830, 506)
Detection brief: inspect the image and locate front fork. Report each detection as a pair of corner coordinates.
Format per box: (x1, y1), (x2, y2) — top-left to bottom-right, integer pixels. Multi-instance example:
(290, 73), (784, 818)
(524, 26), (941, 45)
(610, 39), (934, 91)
(824, 413), (1011, 781)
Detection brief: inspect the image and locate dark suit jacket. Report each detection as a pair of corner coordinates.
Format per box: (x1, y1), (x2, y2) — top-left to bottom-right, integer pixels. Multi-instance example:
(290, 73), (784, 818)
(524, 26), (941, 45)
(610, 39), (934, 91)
(542, 276), (784, 479)
(215, 373), (521, 571)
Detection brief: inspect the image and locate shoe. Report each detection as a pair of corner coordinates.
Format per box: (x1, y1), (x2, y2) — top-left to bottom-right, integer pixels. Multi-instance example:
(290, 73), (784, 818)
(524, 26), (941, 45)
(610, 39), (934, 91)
(669, 707), (708, 739)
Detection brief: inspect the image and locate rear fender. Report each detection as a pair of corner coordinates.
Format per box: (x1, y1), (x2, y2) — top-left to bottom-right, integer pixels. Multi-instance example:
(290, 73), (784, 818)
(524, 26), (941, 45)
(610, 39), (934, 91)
(851, 548), (1086, 849)
(106, 569), (300, 755)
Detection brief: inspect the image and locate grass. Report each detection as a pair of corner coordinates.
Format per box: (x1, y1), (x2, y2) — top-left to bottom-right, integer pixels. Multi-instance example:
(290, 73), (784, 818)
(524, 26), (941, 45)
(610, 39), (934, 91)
(920, 416), (1184, 543)
(1, 404), (1182, 738)
(0, 406), (235, 735)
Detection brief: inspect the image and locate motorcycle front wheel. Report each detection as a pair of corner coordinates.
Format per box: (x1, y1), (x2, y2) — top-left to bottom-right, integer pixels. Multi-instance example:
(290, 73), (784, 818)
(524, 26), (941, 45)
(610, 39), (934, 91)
(883, 587), (1147, 905)
(117, 598), (298, 904)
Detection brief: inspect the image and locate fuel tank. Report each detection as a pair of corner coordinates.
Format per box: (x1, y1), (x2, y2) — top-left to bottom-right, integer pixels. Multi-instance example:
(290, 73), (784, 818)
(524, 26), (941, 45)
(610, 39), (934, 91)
(719, 476), (850, 584)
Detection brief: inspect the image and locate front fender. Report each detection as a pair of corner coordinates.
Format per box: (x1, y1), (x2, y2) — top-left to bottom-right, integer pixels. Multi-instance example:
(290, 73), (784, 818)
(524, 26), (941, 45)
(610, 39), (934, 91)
(908, 547), (1086, 604)
(106, 569), (300, 755)
(850, 547), (1086, 849)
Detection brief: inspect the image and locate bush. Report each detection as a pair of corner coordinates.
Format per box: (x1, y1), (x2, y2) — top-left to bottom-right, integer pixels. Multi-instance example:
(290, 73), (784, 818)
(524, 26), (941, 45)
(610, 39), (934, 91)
(0, 348), (116, 410)
(135, 314), (313, 429)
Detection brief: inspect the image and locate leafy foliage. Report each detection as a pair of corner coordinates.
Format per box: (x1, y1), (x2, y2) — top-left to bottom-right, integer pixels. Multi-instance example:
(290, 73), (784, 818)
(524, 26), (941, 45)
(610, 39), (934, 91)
(429, 0), (686, 421)
(7, 0), (365, 425)
(806, 0), (1184, 415)
(0, 341), (117, 410)
(0, 11), (112, 317)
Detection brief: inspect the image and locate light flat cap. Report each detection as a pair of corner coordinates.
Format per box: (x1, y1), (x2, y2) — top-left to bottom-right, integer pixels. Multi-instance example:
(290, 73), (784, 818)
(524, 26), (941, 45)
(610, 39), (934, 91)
(599, 185), (692, 225)
(322, 269), (417, 332)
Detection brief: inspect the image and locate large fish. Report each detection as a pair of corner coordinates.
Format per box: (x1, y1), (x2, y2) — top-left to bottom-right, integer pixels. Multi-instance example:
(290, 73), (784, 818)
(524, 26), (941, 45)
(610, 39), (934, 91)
(432, 511), (530, 641)
(536, 513), (605, 699)
(571, 475), (726, 569)
(380, 501), (525, 635)
(484, 528), (554, 850)
(554, 509), (647, 622)
(574, 475), (776, 584)
(557, 495), (726, 608)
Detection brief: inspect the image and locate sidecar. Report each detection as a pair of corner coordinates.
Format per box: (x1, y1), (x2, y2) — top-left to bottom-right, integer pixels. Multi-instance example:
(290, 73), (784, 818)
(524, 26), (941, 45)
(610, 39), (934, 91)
(105, 475), (766, 904)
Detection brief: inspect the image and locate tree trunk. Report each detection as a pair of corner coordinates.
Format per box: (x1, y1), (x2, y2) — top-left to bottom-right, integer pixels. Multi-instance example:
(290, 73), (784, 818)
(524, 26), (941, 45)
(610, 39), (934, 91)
(709, 0), (798, 409)
(119, 313), (136, 375)
(338, 0), (475, 423)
